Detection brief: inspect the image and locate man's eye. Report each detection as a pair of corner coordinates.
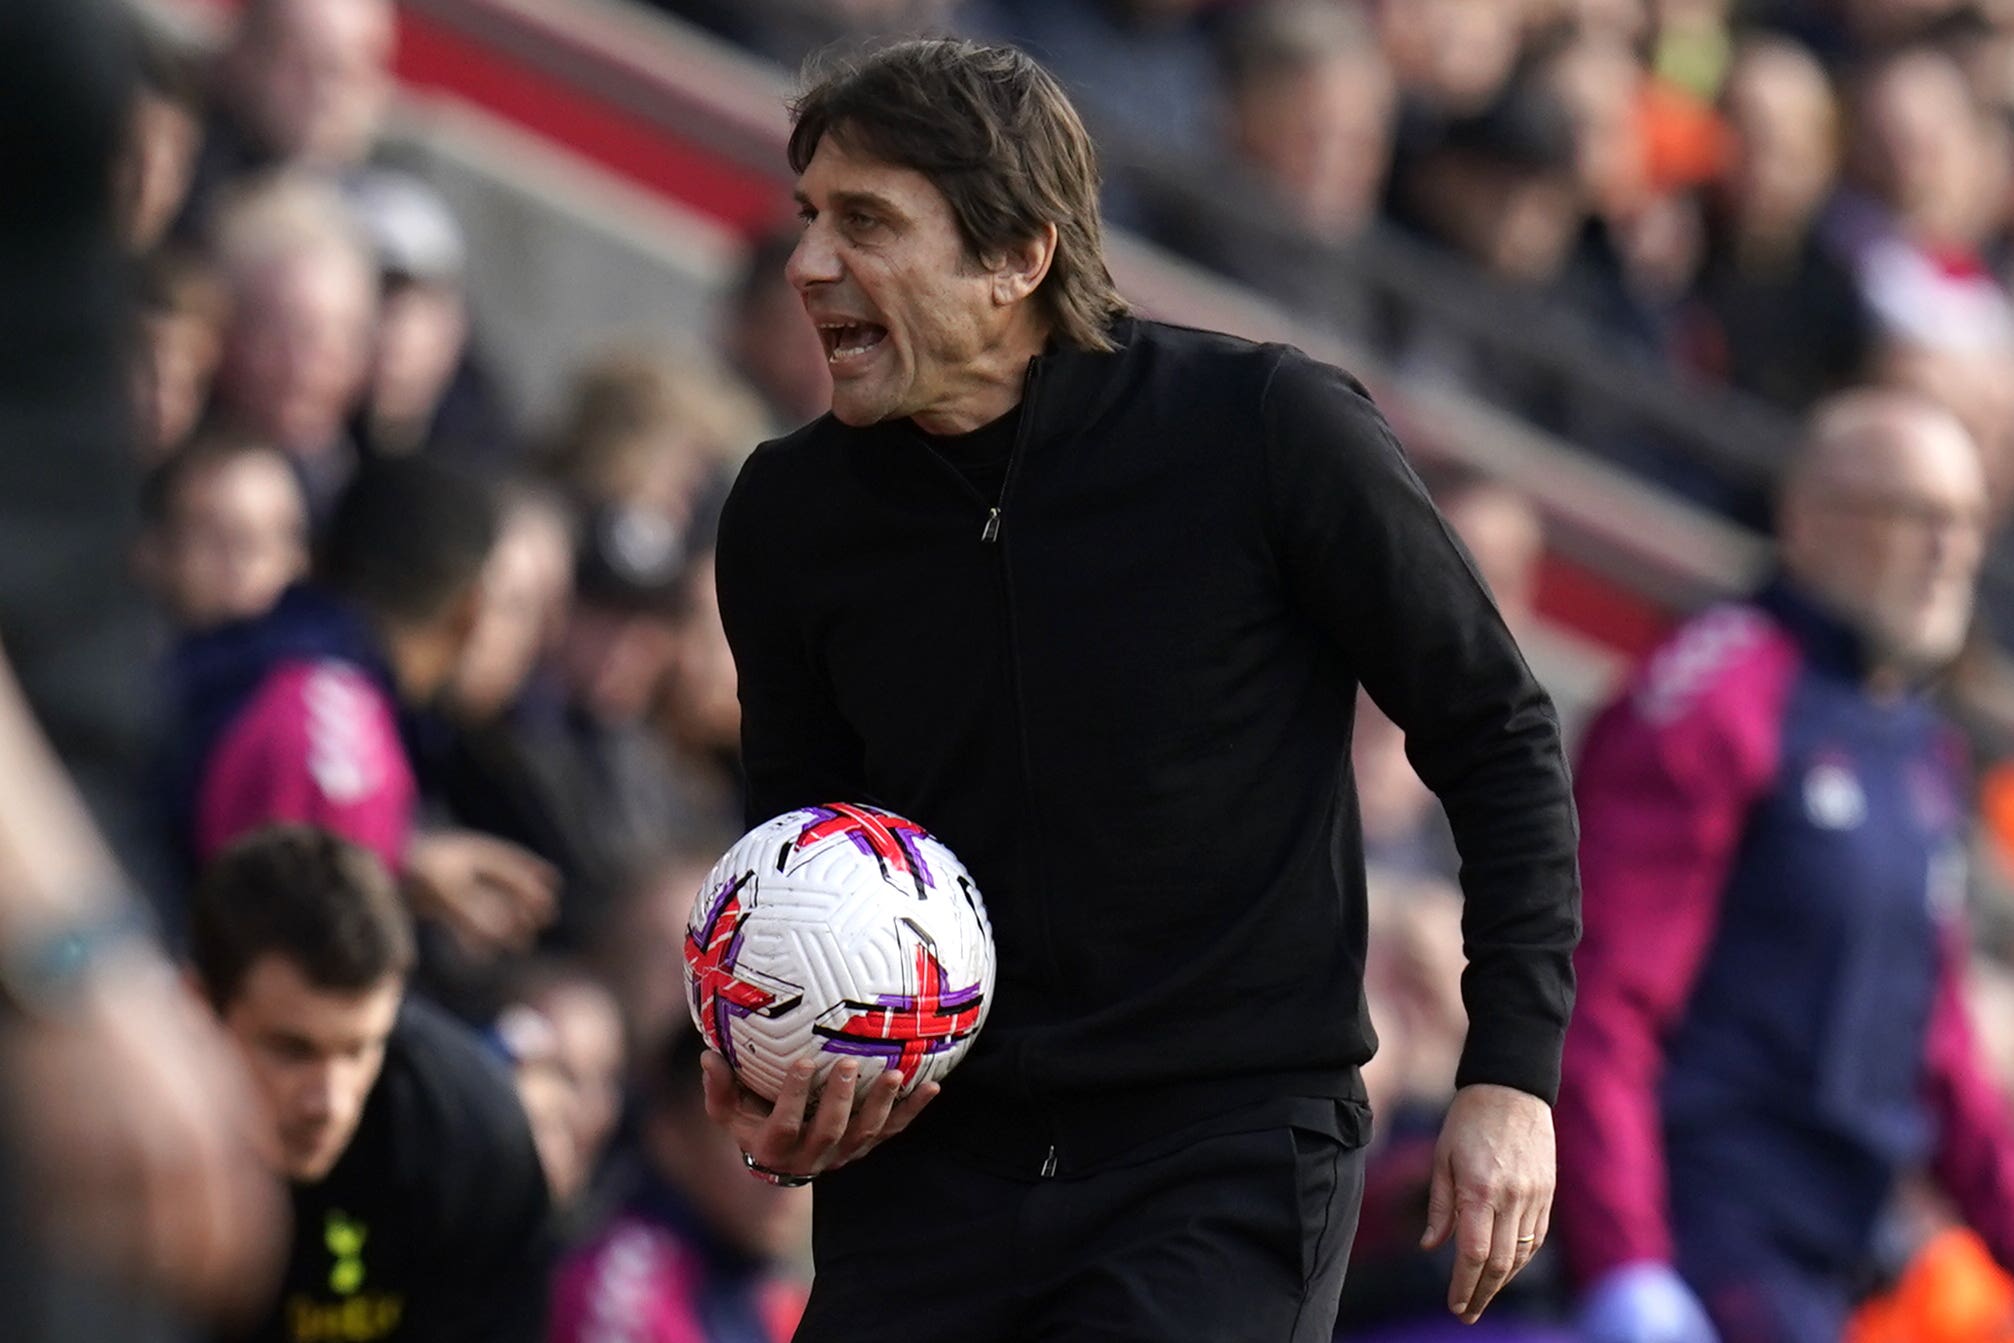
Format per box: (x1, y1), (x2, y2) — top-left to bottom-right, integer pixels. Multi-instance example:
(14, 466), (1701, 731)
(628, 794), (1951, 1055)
(795, 206), (816, 225)
(846, 212), (879, 232)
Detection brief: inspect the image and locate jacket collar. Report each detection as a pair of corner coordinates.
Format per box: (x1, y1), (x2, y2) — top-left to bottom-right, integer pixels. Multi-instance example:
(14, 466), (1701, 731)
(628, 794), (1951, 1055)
(843, 316), (1142, 455)
(1755, 573), (1877, 685)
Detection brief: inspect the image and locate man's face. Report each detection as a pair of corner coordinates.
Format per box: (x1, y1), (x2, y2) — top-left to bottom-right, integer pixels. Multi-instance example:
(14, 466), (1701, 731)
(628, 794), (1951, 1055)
(1723, 45), (1837, 240)
(787, 135), (1016, 430)
(218, 250), (377, 452)
(1858, 52), (1984, 237)
(1233, 52), (1396, 238)
(161, 451), (309, 630)
(369, 280), (468, 430)
(1785, 412), (1990, 676)
(236, 0), (394, 166)
(217, 955), (402, 1183)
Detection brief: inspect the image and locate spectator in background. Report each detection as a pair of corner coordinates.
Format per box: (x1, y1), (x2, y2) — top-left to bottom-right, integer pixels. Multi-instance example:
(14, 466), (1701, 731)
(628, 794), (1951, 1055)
(206, 172), (380, 524)
(401, 484), (578, 1018)
(1692, 35), (1870, 411)
(189, 825), (552, 1343)
(347, 167), (519, 467)
(1540, 27), (1723, 364)
(963, 0), (1223, 175)
(1379, 0), (1527, 122)
(1828, 45), (2014, 354)
(136, 434), (309, 634)
(185, 0), (395, 231)
(1559, 390), (2014, 1343)
(1143, 0), (1396, 329)
(1395, 82), (1587, 292)
(516, 512), (701, 951)
(650, 550), (744, 835)
(130, 247), (228, 463)
(592, 839), (721, 1072)
(1222, 3), (1399, 232)
(544, 343), (764, 543)
(549, 1029), (810, 1343)
(723, 229), (831, 433)
(116, 20), (205, 255)
(445, 483), (576, 734)
(166, 456), (559, 957)
(495, 957), (627, 1208)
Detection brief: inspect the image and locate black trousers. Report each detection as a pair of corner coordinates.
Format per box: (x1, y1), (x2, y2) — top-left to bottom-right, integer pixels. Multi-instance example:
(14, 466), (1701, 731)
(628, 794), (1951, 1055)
(796, 1101), (1367, 1343)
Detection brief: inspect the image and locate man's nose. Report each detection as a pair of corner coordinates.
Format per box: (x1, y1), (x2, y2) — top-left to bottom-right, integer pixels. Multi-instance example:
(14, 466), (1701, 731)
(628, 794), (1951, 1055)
(786, 224), (841, 292)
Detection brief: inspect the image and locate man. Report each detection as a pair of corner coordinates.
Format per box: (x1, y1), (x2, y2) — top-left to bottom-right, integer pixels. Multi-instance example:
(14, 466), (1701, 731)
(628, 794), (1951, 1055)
(167, 456), (556, 954)
(189, 824), (551, 1342)
(206, 172), (380, 525)
(550, 1029), (810, 1343)
(181, 0), (395, 233)
(708, 39), (1580, 1343)
(1558, 390), (2014, 1343)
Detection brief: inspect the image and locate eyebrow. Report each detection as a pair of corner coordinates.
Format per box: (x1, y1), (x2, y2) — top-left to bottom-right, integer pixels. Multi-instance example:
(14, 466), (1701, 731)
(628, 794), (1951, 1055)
(796, 188), (907, 222)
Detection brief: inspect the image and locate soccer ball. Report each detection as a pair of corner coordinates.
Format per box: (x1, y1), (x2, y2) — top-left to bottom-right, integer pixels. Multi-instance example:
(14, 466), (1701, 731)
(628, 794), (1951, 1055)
(683, 803), (996, 1103)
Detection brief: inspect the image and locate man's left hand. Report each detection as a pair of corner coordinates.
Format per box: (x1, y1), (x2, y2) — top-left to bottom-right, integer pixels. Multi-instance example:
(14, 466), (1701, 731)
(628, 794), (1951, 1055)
(1420, 1082), (1556, 1324)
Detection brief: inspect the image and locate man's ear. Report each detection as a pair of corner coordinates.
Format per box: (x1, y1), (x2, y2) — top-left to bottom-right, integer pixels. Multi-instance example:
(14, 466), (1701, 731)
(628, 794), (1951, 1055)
(989, 222), (1059, 308)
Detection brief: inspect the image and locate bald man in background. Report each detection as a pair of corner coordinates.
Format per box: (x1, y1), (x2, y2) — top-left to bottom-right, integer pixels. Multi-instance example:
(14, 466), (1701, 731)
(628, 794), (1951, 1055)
(1557, 390), (2014, 1343)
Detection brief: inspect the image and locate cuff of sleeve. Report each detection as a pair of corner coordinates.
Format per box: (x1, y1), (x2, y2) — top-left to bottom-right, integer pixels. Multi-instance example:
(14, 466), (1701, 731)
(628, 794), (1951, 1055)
(1455, 1025), (1564, 1105)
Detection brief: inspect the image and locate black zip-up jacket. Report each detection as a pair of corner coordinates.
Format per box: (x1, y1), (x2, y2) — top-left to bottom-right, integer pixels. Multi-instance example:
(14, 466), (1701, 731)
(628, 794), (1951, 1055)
(716, 318), (1580, 1169)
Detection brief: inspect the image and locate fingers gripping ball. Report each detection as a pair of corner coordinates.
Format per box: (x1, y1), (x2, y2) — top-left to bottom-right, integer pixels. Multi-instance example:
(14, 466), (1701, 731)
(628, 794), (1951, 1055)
(683, 804), (996, 1103)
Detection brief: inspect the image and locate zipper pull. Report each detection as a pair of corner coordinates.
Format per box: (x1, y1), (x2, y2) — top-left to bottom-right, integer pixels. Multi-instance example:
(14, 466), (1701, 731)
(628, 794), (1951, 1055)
(1040, 1144), (1058, 1178)
(982, 507), (1002, 544)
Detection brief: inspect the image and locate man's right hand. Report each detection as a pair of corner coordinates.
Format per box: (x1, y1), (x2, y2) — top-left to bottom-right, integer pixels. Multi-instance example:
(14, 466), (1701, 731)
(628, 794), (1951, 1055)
(700, 1051), (938, 1180)
(1580, 1262), (1719, 1343)
(404, 830), (559, 957)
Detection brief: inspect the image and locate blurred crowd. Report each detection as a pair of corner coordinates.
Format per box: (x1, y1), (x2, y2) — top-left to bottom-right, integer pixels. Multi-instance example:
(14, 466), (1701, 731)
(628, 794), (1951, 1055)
(20, 0), (837, 1335)
(9, 0), (2014, 1340)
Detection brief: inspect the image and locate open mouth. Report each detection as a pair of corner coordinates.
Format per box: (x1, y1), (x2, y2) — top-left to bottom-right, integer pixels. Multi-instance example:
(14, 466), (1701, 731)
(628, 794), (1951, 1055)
(817, 321), (888, 367)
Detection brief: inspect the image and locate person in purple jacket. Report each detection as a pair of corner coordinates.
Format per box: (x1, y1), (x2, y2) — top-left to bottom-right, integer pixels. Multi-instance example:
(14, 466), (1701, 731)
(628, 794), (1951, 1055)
(1557, 388), (2014, 1343)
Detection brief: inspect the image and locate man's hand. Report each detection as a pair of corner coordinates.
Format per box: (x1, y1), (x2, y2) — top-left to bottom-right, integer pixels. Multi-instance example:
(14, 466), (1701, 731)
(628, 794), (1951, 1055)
(404, 830), (559, 957)
(1421, 1082), (1557, 1323)
(700, 1051), (939, 1180)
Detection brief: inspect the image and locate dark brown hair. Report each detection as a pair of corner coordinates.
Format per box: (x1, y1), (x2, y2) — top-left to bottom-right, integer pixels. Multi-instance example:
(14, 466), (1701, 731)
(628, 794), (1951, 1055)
(191, 825), (415, 1009)
(788, 38), (1128, 353)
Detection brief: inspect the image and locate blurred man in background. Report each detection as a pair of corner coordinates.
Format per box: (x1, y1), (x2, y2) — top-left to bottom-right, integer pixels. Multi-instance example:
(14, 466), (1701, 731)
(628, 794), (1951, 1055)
(166, 456), (558, 956)
(346, 167), (518, 467)
(207, 172), (381, 524)
(1694, 35), (1868, 414)
(1559, 389), (2014, 1343)
(185, 0), (395, 230)
(190, 825), (552, 1343)
(549, 1028), (810, 1343)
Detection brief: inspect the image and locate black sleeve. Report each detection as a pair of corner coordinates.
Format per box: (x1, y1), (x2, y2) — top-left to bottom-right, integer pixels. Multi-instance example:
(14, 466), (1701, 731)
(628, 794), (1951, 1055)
(715, 445), (869, 828)
(1260, 350), (1581, 1104)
